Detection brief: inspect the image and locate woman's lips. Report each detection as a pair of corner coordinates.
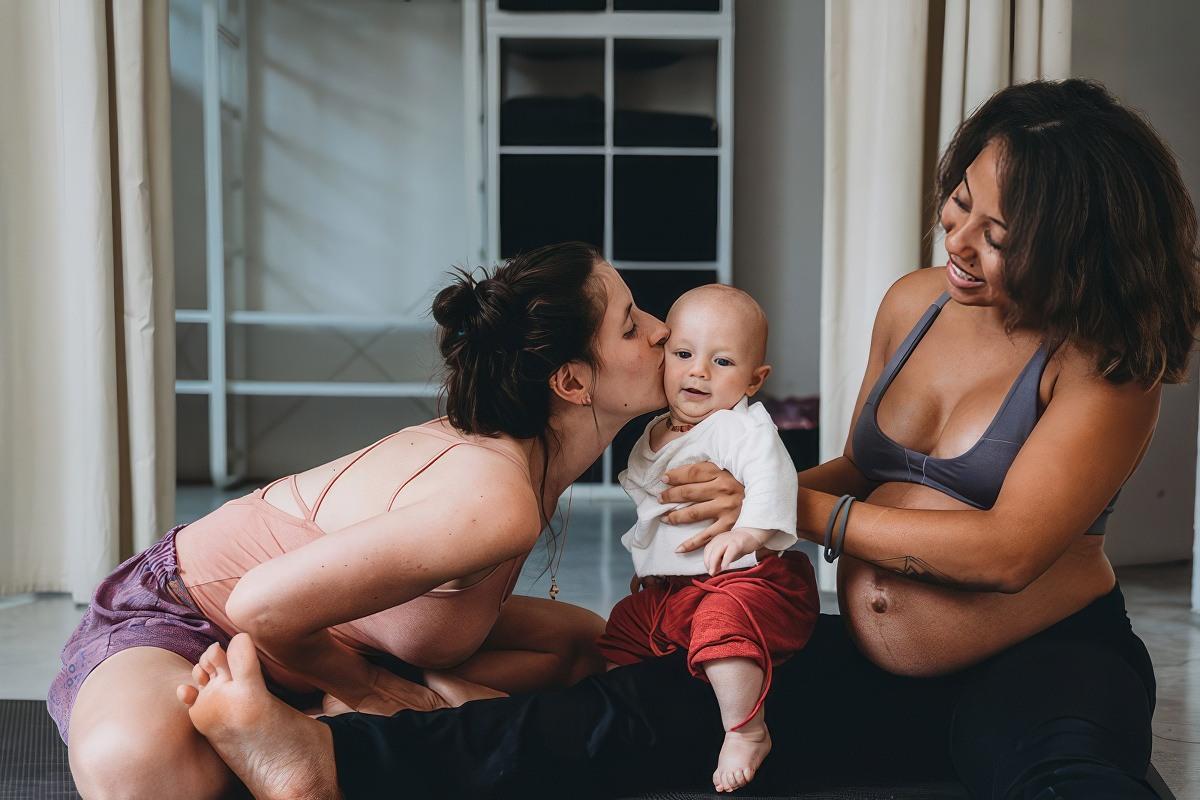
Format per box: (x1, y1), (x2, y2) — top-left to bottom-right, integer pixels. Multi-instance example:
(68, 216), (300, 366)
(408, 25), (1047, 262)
(947, 259), (985, 288)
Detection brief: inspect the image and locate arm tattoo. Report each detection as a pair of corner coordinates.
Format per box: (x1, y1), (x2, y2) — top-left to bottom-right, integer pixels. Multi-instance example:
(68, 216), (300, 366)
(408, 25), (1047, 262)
(870, 555), (958, 587)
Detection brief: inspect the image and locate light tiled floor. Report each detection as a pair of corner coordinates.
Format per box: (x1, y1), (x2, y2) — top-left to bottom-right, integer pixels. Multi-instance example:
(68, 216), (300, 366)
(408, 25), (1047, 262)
(2, 486), (1196, 795)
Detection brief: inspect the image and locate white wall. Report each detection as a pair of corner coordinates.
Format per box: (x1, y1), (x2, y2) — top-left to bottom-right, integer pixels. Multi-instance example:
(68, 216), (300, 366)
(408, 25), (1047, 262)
(732, 0), (824, 398)
(1072, 0), (1200, 566)
(171, 0), (469, 481)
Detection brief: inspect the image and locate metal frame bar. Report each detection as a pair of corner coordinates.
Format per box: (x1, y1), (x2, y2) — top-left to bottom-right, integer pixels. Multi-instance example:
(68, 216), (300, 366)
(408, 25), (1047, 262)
(201, 0), (230, 488)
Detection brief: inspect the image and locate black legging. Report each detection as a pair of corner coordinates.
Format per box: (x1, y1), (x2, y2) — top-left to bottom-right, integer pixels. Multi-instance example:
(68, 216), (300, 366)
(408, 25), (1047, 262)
(320, 583), (1158, 799)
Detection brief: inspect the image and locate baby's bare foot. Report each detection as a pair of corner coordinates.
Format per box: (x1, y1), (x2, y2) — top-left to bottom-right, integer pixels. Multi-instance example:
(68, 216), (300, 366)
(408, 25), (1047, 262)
(178, 634), (340, 800)
(712, 719), (771, 793)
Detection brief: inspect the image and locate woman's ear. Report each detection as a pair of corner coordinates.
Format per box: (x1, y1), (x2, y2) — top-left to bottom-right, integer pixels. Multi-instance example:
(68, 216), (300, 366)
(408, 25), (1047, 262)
(549, 362), (593, 407)
(745, 364), (772, 398)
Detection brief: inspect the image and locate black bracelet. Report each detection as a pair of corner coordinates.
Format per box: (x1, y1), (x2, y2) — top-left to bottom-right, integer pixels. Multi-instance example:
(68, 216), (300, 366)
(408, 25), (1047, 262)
(823, 494), (854, 563)
(831, 498), (855, 561)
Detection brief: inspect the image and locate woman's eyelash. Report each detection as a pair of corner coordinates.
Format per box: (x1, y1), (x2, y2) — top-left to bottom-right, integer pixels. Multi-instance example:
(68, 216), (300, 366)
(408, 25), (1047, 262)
(952, 194), (1003, 250)
(623, 324), (638, 339)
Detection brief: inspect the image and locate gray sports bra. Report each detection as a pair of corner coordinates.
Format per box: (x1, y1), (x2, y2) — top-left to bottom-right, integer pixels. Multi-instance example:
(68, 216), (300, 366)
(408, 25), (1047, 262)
(851, 291), (1116, 534)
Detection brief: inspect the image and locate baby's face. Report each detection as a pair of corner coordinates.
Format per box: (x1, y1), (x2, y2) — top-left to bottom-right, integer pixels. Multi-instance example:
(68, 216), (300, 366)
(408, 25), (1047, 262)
(663, 294), (768, 425)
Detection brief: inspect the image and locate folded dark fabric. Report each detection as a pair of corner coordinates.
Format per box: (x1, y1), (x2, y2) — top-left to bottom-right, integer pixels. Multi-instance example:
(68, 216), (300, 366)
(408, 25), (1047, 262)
(501, 95), (605, 146)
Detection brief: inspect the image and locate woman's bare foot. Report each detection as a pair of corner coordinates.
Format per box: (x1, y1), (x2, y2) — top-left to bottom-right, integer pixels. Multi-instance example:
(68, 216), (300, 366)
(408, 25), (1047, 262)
(712, 716), (771, 793)
(178, 634), (341, 800)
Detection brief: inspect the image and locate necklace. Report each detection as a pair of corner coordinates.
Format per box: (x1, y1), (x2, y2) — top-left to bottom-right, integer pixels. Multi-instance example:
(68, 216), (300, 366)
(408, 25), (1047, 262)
(548, 486), (572, 600)
(666, 416), (695, 433)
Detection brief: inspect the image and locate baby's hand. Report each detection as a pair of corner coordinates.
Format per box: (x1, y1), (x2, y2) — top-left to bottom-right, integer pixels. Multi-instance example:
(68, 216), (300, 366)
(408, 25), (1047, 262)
(703, 528), (771, 576)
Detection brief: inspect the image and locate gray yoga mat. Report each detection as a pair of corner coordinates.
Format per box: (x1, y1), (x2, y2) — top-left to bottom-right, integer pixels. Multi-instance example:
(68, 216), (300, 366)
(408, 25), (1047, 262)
(0, 699), (1174, 799)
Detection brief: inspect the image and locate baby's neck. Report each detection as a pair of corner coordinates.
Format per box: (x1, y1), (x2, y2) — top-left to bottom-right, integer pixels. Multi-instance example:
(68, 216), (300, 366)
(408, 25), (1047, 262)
(648, 402), (730, 452)
(649, 415), (693, 452)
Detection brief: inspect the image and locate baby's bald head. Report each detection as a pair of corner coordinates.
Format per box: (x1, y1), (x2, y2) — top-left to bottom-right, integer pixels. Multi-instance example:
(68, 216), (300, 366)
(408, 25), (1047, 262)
(667, 284), (769, 365)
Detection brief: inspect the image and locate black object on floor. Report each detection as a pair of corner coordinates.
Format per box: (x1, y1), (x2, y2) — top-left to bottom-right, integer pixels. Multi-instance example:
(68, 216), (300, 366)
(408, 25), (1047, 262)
(0, 700), (79, 799)
(0, 698), (1175, 799)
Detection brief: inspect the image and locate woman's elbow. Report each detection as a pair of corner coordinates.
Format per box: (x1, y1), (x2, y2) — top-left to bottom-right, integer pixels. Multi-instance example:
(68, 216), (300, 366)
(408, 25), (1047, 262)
(225, 579), (289, 641)
(992, 552), (1047, 595)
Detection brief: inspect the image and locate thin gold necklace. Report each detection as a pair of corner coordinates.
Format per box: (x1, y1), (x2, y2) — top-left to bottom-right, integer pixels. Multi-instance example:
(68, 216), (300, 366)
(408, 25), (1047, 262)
(548, 486), (572, 600)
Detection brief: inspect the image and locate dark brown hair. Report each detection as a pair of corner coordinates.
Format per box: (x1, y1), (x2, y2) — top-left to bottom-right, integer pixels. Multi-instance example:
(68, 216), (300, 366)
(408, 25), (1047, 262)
(934, 79), (1200, 385)
(432, 241), (605, 440)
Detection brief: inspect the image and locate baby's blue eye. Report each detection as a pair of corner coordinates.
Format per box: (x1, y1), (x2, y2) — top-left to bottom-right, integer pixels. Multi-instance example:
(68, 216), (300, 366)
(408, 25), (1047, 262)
(715, 357), (733, 367)
(674, 350), (692, 360)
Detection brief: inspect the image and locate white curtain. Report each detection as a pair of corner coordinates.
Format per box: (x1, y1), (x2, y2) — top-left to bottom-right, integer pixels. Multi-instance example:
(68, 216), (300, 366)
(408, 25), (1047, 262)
(820, 0), (931, 466)
(0, 0), (176, 601)
(821, 0), (1072, 464)
(819, 0), (1071, 590)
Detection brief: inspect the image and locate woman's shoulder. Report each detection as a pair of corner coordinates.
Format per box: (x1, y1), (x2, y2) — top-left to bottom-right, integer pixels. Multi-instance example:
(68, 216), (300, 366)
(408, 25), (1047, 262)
(396, 428), (542, 531)
(1046, 339), (1163, 407)
(875, 267), (948, 342)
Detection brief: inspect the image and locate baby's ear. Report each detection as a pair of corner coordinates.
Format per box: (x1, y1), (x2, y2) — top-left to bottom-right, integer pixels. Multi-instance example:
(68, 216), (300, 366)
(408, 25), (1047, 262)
(745, 364), (772, 397)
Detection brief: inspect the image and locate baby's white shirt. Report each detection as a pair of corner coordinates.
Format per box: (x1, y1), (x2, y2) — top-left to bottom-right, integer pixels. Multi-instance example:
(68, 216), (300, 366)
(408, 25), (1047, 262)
(618, 398), (799, 577)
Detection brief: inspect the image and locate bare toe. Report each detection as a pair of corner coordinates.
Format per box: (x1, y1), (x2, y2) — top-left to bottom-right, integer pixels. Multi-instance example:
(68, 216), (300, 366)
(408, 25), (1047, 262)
(200, 641), (231, 681)
(225, 633), (265, 685)
(192, 662), (210, 686)
(186, 633), (336, 800)
(177, 683), (199, 706)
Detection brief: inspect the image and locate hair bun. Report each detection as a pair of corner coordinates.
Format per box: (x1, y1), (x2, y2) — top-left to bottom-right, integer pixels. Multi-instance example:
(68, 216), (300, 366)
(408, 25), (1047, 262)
(431, 242), (604, 441)
(431, 272), (479, 338)
(432, 270), (522, 350)
(471, 277), (520, 345)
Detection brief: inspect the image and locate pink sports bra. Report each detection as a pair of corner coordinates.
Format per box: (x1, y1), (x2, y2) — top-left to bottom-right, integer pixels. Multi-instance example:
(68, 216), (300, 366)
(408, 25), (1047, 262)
(176, 423), (534, 693)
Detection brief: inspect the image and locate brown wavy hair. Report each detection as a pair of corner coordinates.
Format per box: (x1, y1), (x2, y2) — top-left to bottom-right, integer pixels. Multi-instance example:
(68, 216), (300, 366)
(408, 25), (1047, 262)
(934, 79), (1200, 386)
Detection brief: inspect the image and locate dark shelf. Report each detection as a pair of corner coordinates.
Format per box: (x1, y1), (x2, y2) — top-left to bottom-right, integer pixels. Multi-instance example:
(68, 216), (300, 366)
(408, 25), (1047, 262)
(613, 156), (717, 261)
(501, 96), (605, 146)
(499, 0), (606, 10)
(500, 155), (604, 258)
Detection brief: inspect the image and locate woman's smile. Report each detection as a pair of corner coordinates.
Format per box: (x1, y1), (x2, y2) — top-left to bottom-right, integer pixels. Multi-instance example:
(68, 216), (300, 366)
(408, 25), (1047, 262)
(947, 256), (986, 288)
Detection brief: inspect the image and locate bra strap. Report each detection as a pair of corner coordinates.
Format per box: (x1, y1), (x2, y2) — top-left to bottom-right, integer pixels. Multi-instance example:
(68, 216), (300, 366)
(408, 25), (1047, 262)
(386, 442), (465, 511)
(289, 474), (313, 520)
(309, 431), (406, 522)
(867, 292), (951, 405)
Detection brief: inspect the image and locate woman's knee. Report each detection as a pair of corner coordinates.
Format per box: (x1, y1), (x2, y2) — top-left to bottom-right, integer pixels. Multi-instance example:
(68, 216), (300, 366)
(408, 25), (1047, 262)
(996, 717), (1157, 799)
(70, 719), (232, 800)
(560, 607), (608, 680)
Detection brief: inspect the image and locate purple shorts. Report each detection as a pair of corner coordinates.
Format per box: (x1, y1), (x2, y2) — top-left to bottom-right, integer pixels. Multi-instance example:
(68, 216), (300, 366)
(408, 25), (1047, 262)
(46, 525), (230, 742)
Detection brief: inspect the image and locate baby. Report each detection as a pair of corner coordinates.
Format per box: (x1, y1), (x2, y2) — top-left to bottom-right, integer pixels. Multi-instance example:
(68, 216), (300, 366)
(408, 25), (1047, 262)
(597, 285), (820, 793)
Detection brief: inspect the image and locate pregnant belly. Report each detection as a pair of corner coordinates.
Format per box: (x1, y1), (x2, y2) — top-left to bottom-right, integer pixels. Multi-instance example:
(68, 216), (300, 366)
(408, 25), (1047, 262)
(840, 482), (1115, 677)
